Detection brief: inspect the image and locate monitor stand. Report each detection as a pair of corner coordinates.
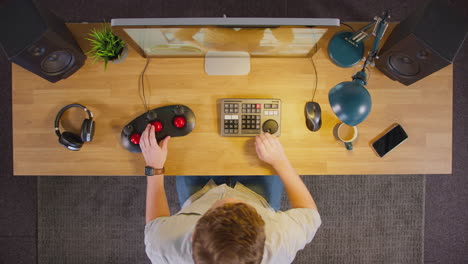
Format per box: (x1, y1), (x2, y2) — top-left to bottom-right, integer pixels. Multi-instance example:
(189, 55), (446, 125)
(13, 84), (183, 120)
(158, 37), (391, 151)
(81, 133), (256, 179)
(204, 51), (250, 75)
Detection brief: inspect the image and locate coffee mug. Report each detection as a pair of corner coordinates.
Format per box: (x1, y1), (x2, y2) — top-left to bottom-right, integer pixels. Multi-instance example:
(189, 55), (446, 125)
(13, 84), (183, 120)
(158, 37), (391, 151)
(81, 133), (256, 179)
(336, 123), (358, 150)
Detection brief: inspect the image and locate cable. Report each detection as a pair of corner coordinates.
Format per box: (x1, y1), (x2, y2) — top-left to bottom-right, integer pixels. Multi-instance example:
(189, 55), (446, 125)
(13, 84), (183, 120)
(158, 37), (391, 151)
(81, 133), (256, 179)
(311, 35), (319, 101)
(340, 22), (355, 32)
(139, 58), (151, 112)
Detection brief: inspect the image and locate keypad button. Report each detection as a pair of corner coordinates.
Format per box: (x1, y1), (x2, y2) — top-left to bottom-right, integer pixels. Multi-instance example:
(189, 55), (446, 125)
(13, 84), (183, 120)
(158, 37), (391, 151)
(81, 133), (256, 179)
(225, 100), (279, 135)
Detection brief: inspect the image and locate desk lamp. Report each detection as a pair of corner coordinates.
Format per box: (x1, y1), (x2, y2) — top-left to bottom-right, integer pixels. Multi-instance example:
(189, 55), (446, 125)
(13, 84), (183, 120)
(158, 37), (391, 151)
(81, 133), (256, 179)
(328, 11), (390, 126)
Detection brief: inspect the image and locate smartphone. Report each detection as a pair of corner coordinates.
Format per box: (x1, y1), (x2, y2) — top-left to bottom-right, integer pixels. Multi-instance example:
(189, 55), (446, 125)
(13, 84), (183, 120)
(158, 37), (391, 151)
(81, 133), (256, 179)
(371, 124), (408, 157)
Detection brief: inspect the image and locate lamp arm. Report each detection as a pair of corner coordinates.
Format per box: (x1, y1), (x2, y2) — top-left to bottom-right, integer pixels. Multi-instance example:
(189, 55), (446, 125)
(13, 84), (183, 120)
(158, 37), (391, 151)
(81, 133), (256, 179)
(348, 22), (376, 44)
(362, 10), (391, 70)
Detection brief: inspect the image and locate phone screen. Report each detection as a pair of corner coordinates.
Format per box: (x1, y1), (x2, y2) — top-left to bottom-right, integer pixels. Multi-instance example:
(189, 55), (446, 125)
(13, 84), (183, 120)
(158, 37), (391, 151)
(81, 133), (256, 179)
(372, 124), (408, 157)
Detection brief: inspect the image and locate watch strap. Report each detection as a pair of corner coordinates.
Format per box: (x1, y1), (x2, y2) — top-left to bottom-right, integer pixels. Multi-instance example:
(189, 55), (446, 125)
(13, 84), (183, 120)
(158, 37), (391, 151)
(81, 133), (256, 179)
(145, 166), (165, 176)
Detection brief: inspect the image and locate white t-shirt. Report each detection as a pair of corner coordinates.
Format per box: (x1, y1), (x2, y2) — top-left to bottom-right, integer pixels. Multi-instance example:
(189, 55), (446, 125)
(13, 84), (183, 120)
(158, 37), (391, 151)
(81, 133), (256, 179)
(145, 180), (321, 264)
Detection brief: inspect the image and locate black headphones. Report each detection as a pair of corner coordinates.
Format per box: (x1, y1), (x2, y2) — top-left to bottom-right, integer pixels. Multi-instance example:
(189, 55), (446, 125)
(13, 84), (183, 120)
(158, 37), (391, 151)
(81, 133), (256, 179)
(54, 104), (95, 151)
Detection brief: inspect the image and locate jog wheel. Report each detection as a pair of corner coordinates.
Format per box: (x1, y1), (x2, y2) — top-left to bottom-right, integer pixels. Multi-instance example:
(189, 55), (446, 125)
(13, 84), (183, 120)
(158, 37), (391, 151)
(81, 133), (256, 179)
(262, 119), (278, 134)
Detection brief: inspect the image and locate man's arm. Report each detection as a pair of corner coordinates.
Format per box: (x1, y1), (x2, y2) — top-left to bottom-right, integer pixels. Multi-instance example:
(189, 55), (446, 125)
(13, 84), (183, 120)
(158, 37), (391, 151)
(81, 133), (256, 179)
(255, 133), (317, 210)
(145, 175), (170, 223)
(140, 124), (171, 223)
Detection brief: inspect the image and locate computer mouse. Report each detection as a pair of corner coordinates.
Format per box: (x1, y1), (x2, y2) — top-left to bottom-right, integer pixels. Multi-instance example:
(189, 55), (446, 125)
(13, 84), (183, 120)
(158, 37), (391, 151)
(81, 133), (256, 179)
(305, 101), (322, 132)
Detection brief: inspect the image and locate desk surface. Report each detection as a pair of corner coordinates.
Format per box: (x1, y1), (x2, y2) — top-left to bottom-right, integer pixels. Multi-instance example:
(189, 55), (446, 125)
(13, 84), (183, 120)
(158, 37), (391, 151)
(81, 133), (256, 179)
(12, 23), (452, 176)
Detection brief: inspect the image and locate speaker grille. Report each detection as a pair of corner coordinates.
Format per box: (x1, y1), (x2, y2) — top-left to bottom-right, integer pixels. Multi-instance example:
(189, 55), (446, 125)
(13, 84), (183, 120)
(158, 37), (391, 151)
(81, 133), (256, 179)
(41, 51), (74, 75)
(388, 52), (420, 77)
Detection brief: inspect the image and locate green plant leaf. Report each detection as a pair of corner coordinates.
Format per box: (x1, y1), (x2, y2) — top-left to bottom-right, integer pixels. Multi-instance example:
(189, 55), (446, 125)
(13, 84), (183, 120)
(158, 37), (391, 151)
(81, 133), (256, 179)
(85, 23), (126, 69)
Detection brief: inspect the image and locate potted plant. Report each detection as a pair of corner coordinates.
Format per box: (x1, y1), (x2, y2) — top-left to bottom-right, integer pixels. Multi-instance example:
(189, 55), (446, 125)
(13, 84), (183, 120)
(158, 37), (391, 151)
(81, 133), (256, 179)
(86, 24), (127, 70)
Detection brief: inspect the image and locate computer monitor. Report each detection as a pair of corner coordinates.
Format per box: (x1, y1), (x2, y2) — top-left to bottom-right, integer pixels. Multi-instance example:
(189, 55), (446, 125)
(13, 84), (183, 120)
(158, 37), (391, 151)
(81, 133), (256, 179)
(111, 18), (340, 75)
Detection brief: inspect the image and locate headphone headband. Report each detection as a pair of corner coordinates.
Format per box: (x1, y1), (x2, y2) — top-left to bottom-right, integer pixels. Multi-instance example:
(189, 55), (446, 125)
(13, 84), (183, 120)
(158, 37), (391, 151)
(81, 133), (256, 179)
(54, 104), (93, 137)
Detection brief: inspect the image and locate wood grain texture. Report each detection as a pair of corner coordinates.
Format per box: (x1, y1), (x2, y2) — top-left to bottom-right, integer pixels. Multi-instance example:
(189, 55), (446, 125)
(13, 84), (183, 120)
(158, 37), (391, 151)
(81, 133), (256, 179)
(12, 23), (452, 175)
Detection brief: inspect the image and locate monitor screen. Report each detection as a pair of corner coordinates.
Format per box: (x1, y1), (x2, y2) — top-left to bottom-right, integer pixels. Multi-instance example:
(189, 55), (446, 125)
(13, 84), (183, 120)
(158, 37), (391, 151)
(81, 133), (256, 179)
(111, 18), (339, 58)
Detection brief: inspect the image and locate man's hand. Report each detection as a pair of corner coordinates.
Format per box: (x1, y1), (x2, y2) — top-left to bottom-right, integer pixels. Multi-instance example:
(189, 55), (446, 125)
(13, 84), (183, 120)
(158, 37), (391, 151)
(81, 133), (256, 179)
(255, 132), (289, 169)
(255, 132), (318, 210)
(140, 124), (170, 169)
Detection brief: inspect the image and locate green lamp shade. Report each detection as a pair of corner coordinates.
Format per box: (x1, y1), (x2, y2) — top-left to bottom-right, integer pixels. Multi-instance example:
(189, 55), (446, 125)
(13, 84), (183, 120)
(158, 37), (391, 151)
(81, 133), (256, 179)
(328, 78), (372, 126)
(328, 31), (365, 68)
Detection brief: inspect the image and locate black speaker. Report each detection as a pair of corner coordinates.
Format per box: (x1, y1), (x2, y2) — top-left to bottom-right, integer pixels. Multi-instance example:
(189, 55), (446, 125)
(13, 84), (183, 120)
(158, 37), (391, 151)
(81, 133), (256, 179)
(0, 0), (86, 83)
(376, 0), (468, 86)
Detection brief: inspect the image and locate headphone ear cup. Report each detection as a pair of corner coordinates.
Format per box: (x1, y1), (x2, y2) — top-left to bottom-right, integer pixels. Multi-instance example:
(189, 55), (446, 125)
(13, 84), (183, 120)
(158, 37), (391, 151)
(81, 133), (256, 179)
(80, 119), (95, 142)
(59, 132), (83, 151)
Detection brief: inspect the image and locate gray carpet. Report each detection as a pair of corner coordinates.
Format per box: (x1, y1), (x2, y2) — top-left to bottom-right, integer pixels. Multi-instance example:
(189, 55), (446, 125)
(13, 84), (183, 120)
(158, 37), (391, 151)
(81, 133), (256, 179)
(38, 175), (424, 264)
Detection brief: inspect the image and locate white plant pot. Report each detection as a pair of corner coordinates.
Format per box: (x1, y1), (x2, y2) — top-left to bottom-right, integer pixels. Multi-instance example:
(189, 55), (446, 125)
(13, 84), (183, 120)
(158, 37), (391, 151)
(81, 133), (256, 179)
(110, 44), (128, 64)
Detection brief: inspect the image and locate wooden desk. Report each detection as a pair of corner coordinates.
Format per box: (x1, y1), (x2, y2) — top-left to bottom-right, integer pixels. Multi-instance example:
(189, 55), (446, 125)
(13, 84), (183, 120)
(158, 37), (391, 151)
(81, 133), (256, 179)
(12, 23), (452, 176)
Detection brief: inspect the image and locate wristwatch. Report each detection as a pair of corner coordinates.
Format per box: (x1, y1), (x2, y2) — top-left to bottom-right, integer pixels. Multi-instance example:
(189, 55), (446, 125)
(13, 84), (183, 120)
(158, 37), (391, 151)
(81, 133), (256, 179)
(145, 166), (165, 176)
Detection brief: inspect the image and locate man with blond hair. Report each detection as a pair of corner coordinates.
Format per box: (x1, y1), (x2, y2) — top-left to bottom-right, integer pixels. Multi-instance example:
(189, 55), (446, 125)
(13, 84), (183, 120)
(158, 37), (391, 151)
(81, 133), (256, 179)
(141, 124), (321, 264)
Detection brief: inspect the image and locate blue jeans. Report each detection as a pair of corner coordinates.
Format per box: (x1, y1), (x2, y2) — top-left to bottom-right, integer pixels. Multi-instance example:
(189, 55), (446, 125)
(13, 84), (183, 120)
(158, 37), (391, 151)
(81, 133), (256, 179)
(175, 176), (284, 211)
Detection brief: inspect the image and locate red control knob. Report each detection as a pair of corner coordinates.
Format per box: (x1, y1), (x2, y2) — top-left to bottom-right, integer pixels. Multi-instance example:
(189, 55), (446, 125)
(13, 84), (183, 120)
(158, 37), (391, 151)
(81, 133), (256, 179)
(130, 133), (141, 145)
(173, 116), (186, 128)
(151, 121), (163, 132)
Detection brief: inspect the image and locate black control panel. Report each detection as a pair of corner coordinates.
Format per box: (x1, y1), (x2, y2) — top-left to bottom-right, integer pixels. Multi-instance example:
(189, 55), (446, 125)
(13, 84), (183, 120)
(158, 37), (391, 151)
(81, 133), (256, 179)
(121, 105), (195, 153)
